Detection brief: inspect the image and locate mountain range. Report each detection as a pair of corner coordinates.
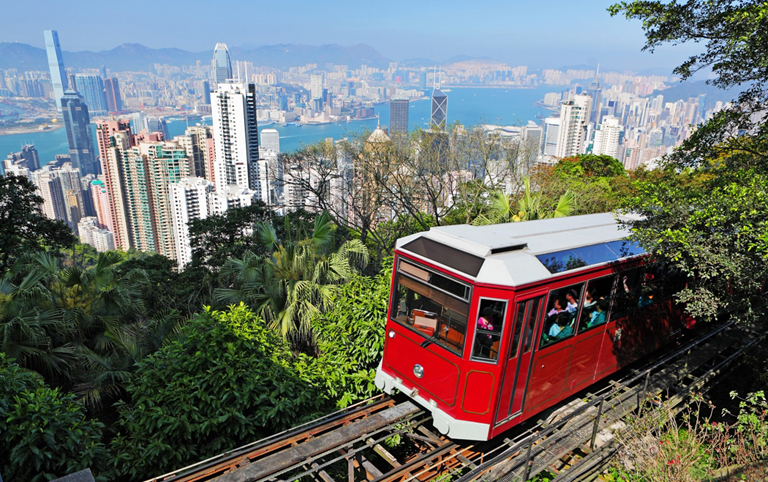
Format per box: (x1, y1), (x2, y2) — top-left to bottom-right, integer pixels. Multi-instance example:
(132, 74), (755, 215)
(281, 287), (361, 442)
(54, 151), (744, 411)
(0, 42), (393, 72)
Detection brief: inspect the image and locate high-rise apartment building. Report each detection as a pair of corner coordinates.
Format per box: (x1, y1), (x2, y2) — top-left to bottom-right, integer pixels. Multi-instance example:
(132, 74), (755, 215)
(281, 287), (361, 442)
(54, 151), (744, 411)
(32, 168), (67, 222)
(176, 125), (214, 178)
(74, 74), (108, 116)
(261, 128), (280, 153)
(43, 30), (68, 112)
(212, 43), (233, 87)
(169, 177), (215, 269)
(61, 89), (98, 175)
(211, 82), (261, 198)
(430, 88), (448, 130)
(104, 78), (122, 112)
(389, 99), (409, 135)
(555, 94), (592, 158)
(96, 120), (134, 250)
(310, 73), (324, 100)
(592, 115), (622, 158)
(90, 178), (112, 231)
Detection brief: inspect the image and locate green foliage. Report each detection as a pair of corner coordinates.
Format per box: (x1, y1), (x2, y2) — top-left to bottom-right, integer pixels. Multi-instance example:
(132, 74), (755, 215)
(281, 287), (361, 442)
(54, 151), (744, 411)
(473, 177), (575, 225)
(0, 175), (76, 272)
(556, 154), (626, 178)
(609, 0), (768, 166)
(188, 202), (273, 271)
(216, 212), (369, 353)
(0, 354), (108, 482)
(311, 260), (392, 407)
(108, 303), (330, 479)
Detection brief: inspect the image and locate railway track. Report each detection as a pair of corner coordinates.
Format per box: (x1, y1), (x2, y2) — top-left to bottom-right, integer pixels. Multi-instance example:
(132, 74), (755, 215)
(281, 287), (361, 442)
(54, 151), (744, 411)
(147, 321), (756, 482)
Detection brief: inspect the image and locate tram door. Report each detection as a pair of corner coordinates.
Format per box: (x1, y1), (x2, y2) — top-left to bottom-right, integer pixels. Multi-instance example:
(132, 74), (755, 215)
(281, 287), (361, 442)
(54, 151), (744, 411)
(495, 294), (544, 424)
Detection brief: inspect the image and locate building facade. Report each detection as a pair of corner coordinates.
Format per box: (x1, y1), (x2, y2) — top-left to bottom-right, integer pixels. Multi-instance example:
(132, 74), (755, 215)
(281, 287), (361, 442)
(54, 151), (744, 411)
(43, 30), (68, 112)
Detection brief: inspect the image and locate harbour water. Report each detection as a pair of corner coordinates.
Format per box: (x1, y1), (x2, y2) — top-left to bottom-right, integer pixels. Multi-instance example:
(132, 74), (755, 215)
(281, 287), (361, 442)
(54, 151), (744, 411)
(0, 86), (560, 167)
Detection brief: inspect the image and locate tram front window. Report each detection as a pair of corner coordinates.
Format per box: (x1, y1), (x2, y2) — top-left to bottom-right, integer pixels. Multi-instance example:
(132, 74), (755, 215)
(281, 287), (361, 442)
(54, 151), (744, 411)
(391, 266), (470, 356)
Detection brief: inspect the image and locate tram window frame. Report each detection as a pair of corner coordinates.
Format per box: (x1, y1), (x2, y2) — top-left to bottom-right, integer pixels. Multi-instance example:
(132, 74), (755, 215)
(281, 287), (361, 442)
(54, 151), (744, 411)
(578, 275), (617, 333)
(390, 259), (472, 357)
(539, 282), (585, 349)
(471, 298), (508, 363)
(523, 298), (543, 354)
(612, 267), (644, 319)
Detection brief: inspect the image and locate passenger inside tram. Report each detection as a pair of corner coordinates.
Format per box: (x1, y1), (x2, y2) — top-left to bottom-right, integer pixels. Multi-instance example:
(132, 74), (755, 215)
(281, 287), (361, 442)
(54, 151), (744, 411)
(472, 300), (505, 360)
(565, 290), (579, 312)
(547, 297), (567, 318)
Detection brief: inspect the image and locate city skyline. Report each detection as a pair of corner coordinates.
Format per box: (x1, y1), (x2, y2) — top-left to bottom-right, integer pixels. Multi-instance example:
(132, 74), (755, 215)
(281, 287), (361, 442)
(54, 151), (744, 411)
(2, 0), (704, 73)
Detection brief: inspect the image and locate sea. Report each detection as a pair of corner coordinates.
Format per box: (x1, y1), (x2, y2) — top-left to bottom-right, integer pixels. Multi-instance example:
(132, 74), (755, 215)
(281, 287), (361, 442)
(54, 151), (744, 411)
(0, 86), (560, 167)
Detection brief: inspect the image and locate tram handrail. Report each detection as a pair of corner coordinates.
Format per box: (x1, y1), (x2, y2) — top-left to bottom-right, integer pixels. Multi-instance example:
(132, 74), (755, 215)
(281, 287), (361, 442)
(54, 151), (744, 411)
(455, 320), (744, 482)
(146, 394), (392, 481)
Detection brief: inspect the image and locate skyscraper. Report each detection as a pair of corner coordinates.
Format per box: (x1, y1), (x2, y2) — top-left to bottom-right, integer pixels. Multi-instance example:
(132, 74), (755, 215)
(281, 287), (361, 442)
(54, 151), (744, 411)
(555, 94), (592, 158)
(75, 74), (108, 116)
(430, 88), (448, 130)
(211, 82), (261, 198)
(61, 89), (98, 175)
(389, 99), (409, 136)
(592, 116), (622, 158)
(104, 78), (122, 112)
(310, 73), (324, 100)
(588, 66), (602, 123)
(96, 120), (134, 250)
(543, 117), (561, 156)
(4, 143), (40, 174)
(170, 177), (215, 269)
(176, 125), (214, 178)
(212, 43), (233, 87)
(43, 30), (67, 112)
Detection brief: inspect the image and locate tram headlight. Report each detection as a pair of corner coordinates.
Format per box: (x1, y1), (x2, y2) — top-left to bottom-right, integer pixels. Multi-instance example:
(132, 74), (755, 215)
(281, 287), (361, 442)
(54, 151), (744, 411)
(388, 330), (395, 338)
(413, 364), (424, 378)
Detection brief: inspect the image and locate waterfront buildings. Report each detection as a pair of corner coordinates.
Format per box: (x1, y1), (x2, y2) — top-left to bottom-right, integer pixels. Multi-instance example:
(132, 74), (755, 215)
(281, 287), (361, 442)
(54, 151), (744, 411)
(61, 89), (98, 175)
(74, 74), (108, 116)
(430, 88), (448, 130)
(261, 128), (280, 153)
(211, 82), (261, 198)
(43, 30), (67, 111)
(4, 144), (40, 174)
(389, 99), (409, 135)
(213, 43), (233, 86)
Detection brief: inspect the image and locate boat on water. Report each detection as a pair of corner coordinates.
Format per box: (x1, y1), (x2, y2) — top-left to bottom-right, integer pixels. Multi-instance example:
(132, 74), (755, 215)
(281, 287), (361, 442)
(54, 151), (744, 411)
(258, 119), (275, 126)
(284, 122), (303, 127)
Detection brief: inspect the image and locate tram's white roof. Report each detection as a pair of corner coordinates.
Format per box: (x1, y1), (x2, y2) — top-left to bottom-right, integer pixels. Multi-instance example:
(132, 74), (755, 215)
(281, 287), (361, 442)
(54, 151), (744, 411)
(396, 212), (641, 287)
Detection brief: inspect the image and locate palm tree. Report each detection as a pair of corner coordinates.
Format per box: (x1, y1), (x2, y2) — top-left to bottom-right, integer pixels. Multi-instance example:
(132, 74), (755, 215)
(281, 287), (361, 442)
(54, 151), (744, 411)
(473, 177), (575, 225)
(216, 212), (368, 354)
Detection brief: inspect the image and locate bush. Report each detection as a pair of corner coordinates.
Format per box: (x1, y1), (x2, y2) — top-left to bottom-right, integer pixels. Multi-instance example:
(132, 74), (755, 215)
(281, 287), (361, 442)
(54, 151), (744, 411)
(108, 303), (331, 480)
(0, 354), (107, 482)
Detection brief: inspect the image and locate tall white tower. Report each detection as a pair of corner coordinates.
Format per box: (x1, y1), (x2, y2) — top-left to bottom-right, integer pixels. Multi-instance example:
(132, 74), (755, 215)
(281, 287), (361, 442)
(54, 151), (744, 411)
(211, 82), (261, 199)
(170, 177), (215, 269)
(592, 115), (622, 158)
(555, 94), (592, 158)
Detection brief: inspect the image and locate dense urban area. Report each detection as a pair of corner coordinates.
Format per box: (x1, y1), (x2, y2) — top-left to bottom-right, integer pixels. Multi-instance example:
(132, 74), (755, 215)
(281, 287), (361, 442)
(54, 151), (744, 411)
(2, 0), (768, 481)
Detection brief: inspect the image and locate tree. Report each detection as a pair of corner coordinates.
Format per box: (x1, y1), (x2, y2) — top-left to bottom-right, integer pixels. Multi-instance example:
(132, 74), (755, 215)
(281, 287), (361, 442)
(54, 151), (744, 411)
(108, 304), (329, 480)
(215, 212), (368, 353)
(0, 354), (108, 482)
(473, 177), (575, 225)
(0, 175), (76, 272)
(611, 0), (768, 324)
(609, 0), (768, 165)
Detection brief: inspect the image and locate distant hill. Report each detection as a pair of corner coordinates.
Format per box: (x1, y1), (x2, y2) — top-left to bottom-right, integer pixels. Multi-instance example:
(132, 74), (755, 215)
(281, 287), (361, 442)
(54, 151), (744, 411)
(646, 80), (745, 108)
(0, 42), (390, 72)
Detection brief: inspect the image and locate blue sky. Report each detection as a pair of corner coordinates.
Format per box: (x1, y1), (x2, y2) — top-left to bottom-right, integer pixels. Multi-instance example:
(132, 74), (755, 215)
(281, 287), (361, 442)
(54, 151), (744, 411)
(3, 0), (701, 72)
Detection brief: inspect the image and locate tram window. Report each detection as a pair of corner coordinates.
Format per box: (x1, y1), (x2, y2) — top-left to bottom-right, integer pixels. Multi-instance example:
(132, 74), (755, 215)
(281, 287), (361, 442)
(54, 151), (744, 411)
(472, 299), (507, 362)
(523, 297), (542, 353)
(391, 272), (469, 356)
(540, 283), (584, 348)
(578, 275), (617, 333)
(508, 302), (527, 359)
(612, 267), (644, 319)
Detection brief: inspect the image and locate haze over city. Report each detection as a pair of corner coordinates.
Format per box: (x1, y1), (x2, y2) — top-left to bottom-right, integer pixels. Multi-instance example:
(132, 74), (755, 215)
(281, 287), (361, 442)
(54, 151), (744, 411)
(3, 0), (702, 72)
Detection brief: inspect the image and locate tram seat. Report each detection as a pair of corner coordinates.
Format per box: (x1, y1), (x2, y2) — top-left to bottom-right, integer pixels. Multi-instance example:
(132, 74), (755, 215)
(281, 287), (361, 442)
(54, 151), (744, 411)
(412, 309), (437, 336)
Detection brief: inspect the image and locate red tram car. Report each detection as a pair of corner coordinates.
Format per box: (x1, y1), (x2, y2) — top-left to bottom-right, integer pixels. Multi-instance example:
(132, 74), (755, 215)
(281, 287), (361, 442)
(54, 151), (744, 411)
(375, 213), (686, 441)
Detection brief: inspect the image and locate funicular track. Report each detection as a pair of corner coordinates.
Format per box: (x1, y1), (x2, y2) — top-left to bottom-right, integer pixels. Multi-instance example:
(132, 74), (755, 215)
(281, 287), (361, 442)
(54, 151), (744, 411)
(147, 322), (756, 482)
